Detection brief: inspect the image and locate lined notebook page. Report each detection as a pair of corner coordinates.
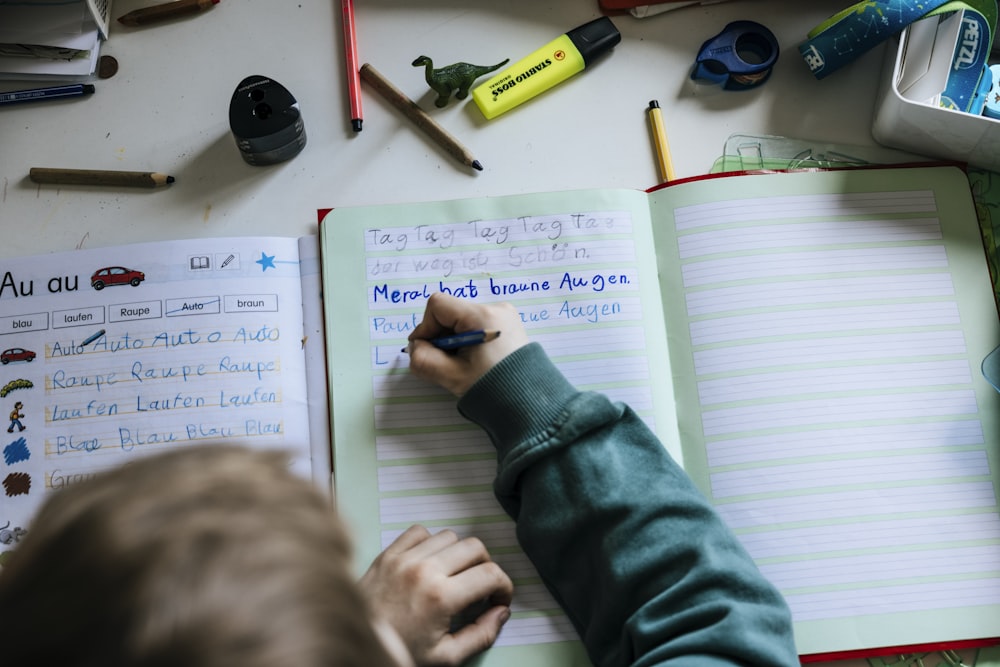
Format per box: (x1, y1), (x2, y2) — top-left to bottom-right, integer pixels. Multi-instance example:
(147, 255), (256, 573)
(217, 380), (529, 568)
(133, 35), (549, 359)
(322, 189), (675, 659)
(651, 167), (1000, 656)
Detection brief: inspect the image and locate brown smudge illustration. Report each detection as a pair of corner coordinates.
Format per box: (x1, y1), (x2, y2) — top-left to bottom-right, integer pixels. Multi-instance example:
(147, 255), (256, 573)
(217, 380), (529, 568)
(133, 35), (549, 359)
(3, 472), (31, 496)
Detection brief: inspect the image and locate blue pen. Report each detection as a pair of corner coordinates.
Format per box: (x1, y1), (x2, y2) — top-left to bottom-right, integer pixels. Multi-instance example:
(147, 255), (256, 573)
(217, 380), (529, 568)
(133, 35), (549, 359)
(402, 330), (501, 353)
(0, 84), (95, 107)
(80, 328), (106, 347)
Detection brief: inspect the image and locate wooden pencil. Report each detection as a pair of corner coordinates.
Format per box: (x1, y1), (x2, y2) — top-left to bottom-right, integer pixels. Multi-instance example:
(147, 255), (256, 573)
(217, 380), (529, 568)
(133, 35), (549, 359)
(360, 63), (483, 171)
(118, 0), (219, 27)
(29, 168), (175, 188)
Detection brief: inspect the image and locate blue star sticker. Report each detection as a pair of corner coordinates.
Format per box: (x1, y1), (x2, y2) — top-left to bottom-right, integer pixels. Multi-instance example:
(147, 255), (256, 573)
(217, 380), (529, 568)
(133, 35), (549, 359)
(256, 252), (276, 271)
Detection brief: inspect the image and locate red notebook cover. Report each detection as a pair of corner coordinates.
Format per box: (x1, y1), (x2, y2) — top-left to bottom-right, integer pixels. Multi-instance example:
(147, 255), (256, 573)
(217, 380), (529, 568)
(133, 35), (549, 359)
(598, 0), (692, 10)
(598, 0), (733, 11)
(802, 639), (999, 663)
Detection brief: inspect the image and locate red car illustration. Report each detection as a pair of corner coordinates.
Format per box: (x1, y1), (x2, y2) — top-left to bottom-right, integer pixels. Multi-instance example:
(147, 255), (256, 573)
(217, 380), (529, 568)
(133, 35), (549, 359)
(1, 348), (36, 364)
(91, 266), (145, 290)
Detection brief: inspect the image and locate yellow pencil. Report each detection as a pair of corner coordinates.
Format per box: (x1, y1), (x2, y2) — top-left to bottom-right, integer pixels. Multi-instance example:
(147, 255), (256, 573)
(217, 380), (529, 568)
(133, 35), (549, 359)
(646, 100), (676, 183)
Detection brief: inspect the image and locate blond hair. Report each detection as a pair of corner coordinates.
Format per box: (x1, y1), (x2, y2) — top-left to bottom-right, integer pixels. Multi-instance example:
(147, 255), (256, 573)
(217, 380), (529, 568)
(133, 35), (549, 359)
(0, 445), (396, 667)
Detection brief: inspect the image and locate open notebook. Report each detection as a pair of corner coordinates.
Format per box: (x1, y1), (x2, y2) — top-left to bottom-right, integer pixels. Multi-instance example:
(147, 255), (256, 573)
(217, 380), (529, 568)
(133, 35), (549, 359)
(319, 165), (1000, 662)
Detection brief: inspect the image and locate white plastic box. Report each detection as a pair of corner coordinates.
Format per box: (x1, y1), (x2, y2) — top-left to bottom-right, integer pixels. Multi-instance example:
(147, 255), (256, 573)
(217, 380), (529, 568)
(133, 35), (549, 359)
(872, 21), (1000, 171)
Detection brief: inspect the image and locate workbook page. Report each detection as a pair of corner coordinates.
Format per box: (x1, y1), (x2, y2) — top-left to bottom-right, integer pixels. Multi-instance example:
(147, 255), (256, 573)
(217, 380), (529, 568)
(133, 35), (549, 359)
(320, 188), (676, 662)
(0, 237), (321, 563)
(650, 166), (1000, 656)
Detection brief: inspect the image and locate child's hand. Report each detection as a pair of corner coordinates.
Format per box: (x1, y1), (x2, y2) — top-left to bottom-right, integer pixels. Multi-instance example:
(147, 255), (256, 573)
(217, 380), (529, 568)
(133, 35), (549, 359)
(360, 525), (513, 667)
(407, 293), (530, 396)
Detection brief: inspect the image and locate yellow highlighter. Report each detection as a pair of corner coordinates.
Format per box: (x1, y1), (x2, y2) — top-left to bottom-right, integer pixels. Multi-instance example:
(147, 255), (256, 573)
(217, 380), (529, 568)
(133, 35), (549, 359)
(472, 17), (621, 120)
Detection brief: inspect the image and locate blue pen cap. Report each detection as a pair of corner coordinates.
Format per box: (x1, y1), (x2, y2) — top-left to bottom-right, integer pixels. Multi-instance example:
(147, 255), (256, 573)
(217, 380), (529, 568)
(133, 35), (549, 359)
(567, 17), (621, 67)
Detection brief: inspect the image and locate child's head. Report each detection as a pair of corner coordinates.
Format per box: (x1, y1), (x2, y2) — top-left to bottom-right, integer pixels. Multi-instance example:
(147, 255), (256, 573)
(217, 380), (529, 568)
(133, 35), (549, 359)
(0, 445), (399, 667)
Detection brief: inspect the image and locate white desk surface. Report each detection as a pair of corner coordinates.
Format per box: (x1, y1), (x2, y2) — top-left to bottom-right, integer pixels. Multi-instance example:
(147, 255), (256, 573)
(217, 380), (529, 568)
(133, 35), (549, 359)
(0, 0), (896, 262)
(0, 1), (992, 665)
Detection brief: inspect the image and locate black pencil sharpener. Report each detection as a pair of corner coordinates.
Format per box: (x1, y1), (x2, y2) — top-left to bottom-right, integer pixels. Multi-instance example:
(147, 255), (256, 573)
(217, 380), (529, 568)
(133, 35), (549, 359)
(229, 75), (306, 166)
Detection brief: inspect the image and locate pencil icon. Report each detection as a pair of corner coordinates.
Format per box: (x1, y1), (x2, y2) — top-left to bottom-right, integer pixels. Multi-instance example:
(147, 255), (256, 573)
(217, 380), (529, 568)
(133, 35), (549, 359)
(79, 329), (106, 349)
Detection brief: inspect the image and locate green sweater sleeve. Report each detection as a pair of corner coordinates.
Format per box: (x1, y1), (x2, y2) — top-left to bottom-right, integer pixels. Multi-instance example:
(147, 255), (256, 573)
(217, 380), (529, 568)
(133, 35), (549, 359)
(457, 343), (799, 667)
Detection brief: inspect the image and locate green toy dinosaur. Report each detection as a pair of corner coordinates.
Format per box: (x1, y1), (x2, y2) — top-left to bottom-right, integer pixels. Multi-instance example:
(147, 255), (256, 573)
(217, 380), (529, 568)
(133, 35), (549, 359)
(412, 55), (509, 108)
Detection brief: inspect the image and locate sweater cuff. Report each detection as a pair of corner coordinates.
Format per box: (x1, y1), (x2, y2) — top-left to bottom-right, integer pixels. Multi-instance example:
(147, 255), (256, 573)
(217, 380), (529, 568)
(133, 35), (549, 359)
(457, 343), (578, 457)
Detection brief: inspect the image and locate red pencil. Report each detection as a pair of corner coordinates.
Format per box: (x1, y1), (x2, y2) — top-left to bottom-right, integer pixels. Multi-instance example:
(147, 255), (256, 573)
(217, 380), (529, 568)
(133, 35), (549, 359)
(342, 0), (363, 132)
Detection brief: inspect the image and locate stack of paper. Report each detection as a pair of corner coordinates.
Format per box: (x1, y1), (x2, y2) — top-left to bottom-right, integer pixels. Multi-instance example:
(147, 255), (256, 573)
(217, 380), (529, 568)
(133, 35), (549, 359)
(0, 0), (111, 81)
